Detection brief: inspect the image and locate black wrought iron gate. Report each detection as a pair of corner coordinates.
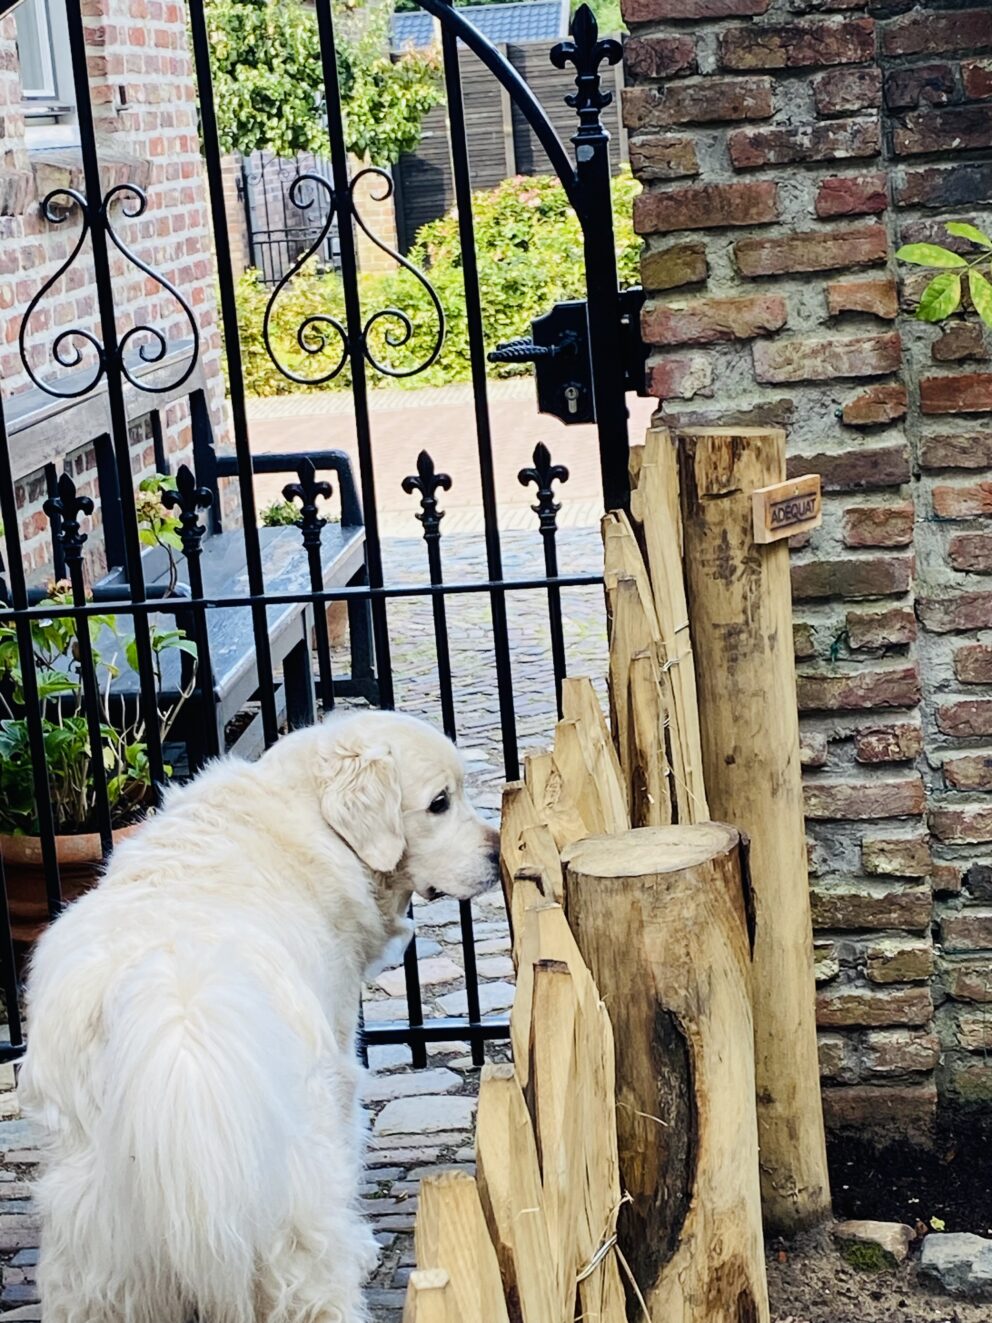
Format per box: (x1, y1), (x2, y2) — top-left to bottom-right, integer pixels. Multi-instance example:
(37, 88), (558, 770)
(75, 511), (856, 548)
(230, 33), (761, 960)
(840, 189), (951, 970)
(0, 0), (641, 1070)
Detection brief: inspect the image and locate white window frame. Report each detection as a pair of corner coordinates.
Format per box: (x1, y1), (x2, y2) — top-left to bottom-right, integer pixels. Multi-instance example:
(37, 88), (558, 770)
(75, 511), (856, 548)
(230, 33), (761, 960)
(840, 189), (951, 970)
(14, 0), (76, 127)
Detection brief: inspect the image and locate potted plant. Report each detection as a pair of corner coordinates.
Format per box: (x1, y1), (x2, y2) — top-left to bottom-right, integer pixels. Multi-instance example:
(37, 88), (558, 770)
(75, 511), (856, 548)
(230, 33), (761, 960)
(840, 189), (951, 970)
(0, 476), (196, 951)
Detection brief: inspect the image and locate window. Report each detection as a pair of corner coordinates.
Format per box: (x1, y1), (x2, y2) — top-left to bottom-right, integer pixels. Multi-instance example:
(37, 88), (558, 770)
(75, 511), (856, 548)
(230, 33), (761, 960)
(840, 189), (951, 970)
(14, 0), (75, 130)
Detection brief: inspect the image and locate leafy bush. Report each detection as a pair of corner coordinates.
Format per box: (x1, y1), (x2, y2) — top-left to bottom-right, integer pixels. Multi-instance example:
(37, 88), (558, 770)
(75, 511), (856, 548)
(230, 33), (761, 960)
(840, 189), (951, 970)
(237, 168), (641, 395)
(897, 222), (992, 328)
(205, 0), (443, 162)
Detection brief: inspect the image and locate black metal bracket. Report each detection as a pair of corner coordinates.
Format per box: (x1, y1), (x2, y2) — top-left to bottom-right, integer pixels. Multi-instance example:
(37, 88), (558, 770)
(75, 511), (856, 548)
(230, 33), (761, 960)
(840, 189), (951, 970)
(489, 287), (647, 426)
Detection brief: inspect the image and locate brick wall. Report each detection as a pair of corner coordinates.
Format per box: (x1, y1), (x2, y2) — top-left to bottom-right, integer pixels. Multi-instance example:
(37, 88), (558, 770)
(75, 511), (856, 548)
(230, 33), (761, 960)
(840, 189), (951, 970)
(0, 0), (228, 580)
(625, 0), (992, 1131)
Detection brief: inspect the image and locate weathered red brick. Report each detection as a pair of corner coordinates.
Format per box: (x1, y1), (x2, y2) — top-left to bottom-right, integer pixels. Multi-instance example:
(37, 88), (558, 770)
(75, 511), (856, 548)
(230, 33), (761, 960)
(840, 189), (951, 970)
(918, 591), (992, 632)
(949, 534), (992, 579)
(814, 66), (882, 116)
(645, 355), (713, 400)
(955, 642), (992, 684)
(847, 606), (917, 650)
(862, 834), (930, 876)
(921, 433), (992, 469)
(800, 731), (829, 768)
(881, 8), (992, 58)
(816, 171), (888, 218)
(856, 722), (924, 765)
(842, 385), (908, 427)
(827, 276), (899, 319)
(936, 699), (992, 739)
(729, 118), (880, 169)
(943, 956), (992, 1002)
(867, 937), (934, 984)
(754, 332), (901, 384)
(737, 225), (887, 277)
(930, 804), (992, 846)
(963, 59), (992, 102)
(894, 106), (992, 158)
(622, 0), (769, 16)
(842, 502), (914, 547)
(797, 664), (920, 712)
(822, 1083), (936, 1137)
(864, 1028), (940, 1076)
(642, 293), (787, 346)
(804, 776), (925, 821)
(794, 621), (817, 660)
(641, 242), (708, 291)
(624, 35), (697, 80)
(921, 374), (992, 415)
(933, 483), (992, 519)
(934, 863), (964, 896)
(663, 399), (795, 431)
(885, 64), (957, 111)
(633, 181), (779, 235)
(932, 324), (988, 364)
(811, 880), (932, 931)
(792, 556), (912, 601)
(941, 909), (992, 953)
(623, 79), (774, 131)
(719, 18), (875, 70)
(629, 135), (700, 182)
(789, 443), (910, 492)
(895, 163), (992, 210)
(817, 984), (933, 1029)
(944, 753), (992, 793)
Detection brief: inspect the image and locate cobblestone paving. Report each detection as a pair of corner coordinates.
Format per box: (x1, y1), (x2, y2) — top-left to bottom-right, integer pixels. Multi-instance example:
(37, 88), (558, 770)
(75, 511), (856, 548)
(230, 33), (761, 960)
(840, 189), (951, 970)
(0, 524), (608, 1322)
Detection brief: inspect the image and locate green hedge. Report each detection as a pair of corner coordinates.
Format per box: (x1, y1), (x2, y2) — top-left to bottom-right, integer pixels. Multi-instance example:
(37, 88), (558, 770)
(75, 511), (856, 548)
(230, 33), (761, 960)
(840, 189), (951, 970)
(236, 169), (641, 396)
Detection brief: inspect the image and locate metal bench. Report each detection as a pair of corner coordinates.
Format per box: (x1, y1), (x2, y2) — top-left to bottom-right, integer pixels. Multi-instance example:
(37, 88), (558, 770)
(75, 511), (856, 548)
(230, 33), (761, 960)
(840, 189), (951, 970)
(2, 341), (376, 764)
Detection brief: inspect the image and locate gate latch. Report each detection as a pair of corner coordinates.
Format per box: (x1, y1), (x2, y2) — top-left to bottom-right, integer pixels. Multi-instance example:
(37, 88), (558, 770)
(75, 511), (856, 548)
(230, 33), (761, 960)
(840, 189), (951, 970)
(488, 288), (647, 427)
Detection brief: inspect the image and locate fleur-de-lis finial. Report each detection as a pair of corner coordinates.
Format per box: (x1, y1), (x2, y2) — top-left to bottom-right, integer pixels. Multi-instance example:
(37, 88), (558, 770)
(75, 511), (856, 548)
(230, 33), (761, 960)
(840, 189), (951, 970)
(519, 443), (569, 534)
(550, 3), (622, 132)
(43, 471), (94, 564)
(402, 451), (452, 541)
(283, 459), (333, 549)
(162, 465), (213, 558)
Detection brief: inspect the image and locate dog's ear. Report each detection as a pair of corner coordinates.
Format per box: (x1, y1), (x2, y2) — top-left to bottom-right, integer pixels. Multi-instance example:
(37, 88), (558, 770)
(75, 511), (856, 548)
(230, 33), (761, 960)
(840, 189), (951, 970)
(317, 738), (405, 872)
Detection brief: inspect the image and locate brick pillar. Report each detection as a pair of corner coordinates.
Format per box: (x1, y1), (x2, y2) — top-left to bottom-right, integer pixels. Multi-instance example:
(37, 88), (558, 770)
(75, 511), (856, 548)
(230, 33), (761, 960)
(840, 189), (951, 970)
(624, 0), (992, 1133)
(221, 153), (252, 280)
(349, 154), (400, 274)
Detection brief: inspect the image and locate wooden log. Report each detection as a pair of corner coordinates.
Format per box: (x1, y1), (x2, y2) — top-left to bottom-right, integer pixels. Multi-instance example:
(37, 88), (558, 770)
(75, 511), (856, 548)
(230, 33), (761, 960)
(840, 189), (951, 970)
(415, 1172), (510, 1323)
(403, 1269), (453, 1323)
(561, 676), (630, 835)
(476, 1063), (559, 1323)
(518, 823), (564, 905)
(675, 427), (830, 1232)
(524, 750), (588, 852)
(564, 824), (770, 1323)
(633, 428), (709, 823)
(499, 780), (541, 899)
(529, 959), (583, 1321)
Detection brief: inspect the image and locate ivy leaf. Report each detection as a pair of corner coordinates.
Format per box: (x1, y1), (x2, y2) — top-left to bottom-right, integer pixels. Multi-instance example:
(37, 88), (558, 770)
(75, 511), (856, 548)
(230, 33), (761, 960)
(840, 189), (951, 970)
(945, 222), (992, 250)
(895, 243), (967, 269)
(917, 272), (962, 323)
(968, 270), (992, 330)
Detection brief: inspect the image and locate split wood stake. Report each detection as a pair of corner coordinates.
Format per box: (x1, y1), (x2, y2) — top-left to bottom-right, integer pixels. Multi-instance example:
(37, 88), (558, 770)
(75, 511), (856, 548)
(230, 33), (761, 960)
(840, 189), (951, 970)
(565, 824), (771, 1323)
(403, 1269), (452, 1323)
(675, 427), (831, 1233)
(414, 1173), (510, 1323)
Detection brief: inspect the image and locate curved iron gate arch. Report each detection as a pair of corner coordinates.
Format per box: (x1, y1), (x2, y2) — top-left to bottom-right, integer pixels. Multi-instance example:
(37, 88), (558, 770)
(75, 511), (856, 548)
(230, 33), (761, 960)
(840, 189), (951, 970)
(0, 0), (642, 1069)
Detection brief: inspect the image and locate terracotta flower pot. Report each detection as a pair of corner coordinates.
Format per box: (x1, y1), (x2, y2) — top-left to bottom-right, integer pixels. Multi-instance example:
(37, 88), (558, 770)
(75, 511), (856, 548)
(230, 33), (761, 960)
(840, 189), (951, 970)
(0, 824), (142, 950)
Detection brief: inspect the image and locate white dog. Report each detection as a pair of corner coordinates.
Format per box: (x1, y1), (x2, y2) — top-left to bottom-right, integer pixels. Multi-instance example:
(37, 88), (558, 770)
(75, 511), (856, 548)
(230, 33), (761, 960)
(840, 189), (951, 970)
(18, 710), (499, 1323)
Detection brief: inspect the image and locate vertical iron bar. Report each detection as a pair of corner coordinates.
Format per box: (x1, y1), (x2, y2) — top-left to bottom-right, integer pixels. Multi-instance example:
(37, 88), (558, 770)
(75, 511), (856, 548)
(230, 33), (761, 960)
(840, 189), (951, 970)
(0, 408), (62, 924)
(43, 464), (67, 582)
(282, 460), (335, 713)
(312, 0), (395, 713)
(439, 7), (519, 780)
(64, 0), (166, 787)
(0, 855), (24, 1050)
(187, 0), (281, 748)
(543, 534), (566, 718)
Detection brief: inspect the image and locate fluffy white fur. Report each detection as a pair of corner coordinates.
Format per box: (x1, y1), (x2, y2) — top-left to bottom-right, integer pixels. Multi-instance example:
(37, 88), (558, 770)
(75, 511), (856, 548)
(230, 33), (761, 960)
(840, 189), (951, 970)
(18, 710), (499, 1323)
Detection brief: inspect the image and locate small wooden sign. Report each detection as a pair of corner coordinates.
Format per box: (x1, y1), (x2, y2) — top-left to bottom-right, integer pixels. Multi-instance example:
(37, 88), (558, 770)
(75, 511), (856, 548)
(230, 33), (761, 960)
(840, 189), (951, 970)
(752, 474), (822, 545)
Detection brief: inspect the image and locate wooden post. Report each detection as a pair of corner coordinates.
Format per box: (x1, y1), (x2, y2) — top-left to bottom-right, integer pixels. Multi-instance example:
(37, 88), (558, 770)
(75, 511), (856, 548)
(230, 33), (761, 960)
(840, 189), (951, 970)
(415, 1172), (510, 1323)
(564, 825), (770, 1323)
(403, 1269), (453, 1323)
(675, 427), (831, 1232)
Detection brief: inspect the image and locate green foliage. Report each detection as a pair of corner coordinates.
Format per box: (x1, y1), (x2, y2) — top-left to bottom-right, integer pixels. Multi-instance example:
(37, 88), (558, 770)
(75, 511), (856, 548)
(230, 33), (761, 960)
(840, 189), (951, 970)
(0, 487), (196, 837)
(260, 499), (303, 526)
(237, 168), (642, 395)
(204, 0), (443, 162)
(897, 221), (992, 332)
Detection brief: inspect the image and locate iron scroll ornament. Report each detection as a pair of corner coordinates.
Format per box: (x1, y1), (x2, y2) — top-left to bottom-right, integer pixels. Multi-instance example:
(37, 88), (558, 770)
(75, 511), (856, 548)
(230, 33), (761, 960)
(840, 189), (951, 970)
(261, 169), (445, 386)
(19, 185), (200, 399)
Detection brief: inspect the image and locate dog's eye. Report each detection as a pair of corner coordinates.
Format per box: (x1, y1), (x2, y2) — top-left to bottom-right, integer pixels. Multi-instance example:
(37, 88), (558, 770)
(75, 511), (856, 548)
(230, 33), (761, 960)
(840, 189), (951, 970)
(428, 791), (450, 815)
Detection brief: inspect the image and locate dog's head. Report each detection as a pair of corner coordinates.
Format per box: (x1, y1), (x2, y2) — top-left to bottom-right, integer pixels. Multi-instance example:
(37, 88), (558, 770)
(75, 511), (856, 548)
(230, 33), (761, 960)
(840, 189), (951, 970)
(313, 710), (499, 903)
